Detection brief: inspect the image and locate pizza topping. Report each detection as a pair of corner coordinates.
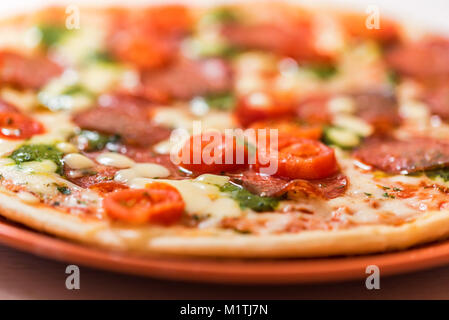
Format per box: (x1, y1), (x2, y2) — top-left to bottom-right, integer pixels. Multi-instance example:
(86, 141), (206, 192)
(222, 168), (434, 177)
(62, 153), (95, 170)
(139, 57), (232, 101)
(221, 20), (331, 63)
(72, 130), (120, 152)
(219, 182), (279, 212)
(231, 170), (348, 199)
(0, 112), (45, 140)
(64, 163), (118, 188)
(256, 139), (338, 180)
(103, 182), (185, 225)
(10, 144), (64, 174)
(234, 92), (295, 127)
(95, 152), (135, 169)
(354, 138), (449, 174)
(177, 132), (248, 175)
(114, 163), (171, 184)
(72, 93), (171, 147)
(386, 37), (449, 79)
(0, 51), (62, 90)
(420, 80), (449, 120)
(340, 13), (399, 44)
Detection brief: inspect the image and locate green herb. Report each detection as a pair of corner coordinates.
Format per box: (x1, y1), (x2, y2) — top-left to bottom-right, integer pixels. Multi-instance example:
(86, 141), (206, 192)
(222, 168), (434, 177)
(393, 187), (402, 192)
(382, 192), (395, 199)
(37, 24), (68, 48)
(203, 92), (236, 111)
(76, 130), (120, 152)
(387, 70), (399, 86)
(219, 182), (279, 212)
(56, 185), (71, 195)
(202, 7), (240, 25)
(425, 168), (449, 182)
(61, 84), (91, 96)
(364, 192), (372, 197)
(85, 50), (116, 64)
(10, 144), (64, 174)
(307, 64), (338, 80)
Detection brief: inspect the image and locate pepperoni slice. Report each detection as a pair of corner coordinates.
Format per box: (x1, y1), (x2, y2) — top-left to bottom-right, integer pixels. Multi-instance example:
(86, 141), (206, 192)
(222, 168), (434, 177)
(386, 37), (449, 79)
(229, 170), (348, 199)
(354, 138), (449, 174)
(0, 50), (62, 89)
(296, 92), (400, 133)
(420, 80), (449, 120)
(72, 93), (171, 147)
(351, 92), (401, 133)
(139, 57), (232, 100)
(63, 164), (119, 189)
(221, 22), (331, 63)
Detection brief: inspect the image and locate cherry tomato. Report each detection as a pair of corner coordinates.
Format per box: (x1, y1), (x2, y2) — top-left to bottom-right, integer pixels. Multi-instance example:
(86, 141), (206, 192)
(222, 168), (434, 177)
(341, 13), (398, 44)
(256, 139), (338, 180)
(103, 182), (185, 225)
(249, 120), (322, 149)
(177, 132), (248, 174)
(0, 112), (44, 140)
(234, 92), (295, 127)
(111, 30), (174, 69)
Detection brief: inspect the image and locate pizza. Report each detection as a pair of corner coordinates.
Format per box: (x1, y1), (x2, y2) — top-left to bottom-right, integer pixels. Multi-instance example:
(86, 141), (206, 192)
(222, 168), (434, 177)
(1, 3), (449, 258)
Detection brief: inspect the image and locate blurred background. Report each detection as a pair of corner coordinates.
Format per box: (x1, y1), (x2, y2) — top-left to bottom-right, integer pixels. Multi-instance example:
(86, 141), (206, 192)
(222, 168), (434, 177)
(1, 0), (449, 33)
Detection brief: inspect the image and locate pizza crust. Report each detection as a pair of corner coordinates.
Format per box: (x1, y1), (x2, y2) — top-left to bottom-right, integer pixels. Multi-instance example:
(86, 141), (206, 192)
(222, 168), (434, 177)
(1, 190), (449, 258)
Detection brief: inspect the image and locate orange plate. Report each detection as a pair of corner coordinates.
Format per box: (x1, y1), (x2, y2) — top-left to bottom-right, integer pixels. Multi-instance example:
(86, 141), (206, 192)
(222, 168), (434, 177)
(1, 217), (449, 284)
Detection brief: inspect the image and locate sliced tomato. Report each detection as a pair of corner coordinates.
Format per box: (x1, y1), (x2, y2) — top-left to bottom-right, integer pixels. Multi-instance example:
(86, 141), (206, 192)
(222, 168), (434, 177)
(234, 92), (295, 127)
(256, 139), (338, 180)
(103, 182), (185, 225)
(340, 13), (399, 44)
(249, 120), (322, 149)
(111, 30), (174, 69)
(0, 112), (44, 139)
(178, 132), (248, 174)
(142, 5), (192, 36)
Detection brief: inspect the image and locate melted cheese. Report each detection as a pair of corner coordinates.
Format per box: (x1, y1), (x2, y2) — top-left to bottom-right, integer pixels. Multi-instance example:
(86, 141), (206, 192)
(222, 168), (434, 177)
(63, 153), (95, 170)
(96, 152), (135, 168)
(129, 177), (242, 220)
(114, 163), (171, 183)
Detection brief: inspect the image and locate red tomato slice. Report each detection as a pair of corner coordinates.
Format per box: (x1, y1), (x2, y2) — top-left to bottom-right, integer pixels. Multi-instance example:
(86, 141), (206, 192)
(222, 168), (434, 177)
(0, 112), (44, 140)
(111, 31), (174, 69)
(340, 13), (399, 44)
(256, 139), (338, 180)
(249, 120), (322, 149)
(177, 132), (249, 174)
(234, 92), (295, 127)
(103, 182), (185, 225)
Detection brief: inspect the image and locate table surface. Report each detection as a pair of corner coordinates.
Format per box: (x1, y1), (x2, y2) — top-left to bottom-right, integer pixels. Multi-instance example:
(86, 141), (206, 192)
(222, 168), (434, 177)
(1, 244), (449, 299)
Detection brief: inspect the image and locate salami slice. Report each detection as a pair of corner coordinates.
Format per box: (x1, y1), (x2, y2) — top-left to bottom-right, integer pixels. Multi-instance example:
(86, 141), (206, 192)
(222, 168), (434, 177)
(229, 170), (348, 199)
(72, 93), (171, 147)
(354, 138), (449, 174)
(221, 22), (330, 63)
(351, 92), (401, 133)
(420, 80), (449, 120)
(0, 51), (62, 89)
(386, 37), (449, 79)
(140, 57), (232, 100)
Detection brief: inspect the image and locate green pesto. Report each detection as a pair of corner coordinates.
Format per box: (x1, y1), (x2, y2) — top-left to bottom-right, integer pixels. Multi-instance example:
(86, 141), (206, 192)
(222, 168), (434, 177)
(10, 144), (64, 174)
(219, 182), (279, 212)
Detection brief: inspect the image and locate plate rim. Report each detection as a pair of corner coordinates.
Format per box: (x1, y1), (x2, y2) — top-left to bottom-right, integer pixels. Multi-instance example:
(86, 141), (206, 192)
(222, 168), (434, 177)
(1, 218), (449, 284)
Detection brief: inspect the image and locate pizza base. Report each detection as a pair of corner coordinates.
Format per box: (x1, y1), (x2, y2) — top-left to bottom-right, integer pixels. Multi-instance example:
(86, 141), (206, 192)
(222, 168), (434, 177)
(1, 190), (449, 258)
